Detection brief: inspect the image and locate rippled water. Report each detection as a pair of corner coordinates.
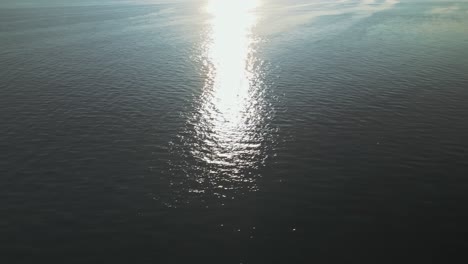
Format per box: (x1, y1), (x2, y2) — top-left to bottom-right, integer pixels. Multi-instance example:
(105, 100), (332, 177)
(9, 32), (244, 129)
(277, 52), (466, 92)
(2, 0), (468, 262)
(169, 0), (272, 197)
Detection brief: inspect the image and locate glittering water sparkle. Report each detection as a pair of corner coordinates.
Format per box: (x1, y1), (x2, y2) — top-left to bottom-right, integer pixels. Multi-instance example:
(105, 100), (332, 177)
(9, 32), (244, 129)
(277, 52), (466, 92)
(174, 0), (273, 195)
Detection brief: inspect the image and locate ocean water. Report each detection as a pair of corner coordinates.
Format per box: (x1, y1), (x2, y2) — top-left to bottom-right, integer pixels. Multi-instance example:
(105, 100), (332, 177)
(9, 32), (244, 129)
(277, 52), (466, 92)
(1, 0), (468, 262)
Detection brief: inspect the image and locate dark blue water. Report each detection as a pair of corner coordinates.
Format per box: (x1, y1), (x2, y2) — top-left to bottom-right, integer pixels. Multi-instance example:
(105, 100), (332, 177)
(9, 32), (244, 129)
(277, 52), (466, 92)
(2, 0), (468, 262)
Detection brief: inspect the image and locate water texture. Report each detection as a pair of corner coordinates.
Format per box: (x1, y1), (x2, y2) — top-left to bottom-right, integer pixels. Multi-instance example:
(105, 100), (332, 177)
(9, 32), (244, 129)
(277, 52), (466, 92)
(1, 0), (468, 262)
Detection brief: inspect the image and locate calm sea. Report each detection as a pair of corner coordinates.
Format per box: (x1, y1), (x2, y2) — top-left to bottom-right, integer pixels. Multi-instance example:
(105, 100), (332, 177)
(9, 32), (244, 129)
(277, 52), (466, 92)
(1, 0), (468, 262)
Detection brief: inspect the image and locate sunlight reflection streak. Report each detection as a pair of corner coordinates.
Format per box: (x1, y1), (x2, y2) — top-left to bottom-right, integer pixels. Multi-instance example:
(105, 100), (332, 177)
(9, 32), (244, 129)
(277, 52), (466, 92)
(188, 0), (266, 191)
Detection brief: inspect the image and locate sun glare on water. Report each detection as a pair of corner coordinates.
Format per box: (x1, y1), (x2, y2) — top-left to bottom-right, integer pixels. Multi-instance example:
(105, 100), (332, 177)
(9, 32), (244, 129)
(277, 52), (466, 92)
(180, 0), (271, 194)
(203, 0), (259, 133)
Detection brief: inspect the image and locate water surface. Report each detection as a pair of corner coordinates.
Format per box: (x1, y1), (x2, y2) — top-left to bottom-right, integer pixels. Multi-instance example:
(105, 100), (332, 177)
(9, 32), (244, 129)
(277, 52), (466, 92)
(1, 0), (468, 262)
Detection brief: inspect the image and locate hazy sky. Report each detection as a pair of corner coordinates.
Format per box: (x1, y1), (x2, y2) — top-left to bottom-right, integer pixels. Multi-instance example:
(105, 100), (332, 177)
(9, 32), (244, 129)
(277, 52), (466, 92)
(0, 0), (193, 8)
(2, 0), (468, 8)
